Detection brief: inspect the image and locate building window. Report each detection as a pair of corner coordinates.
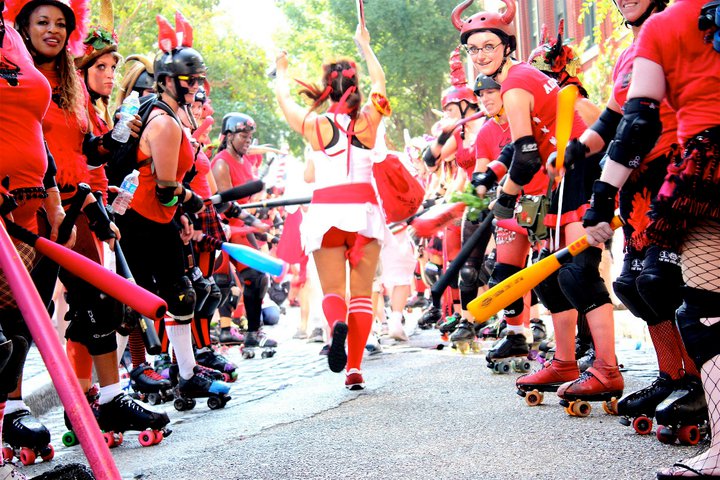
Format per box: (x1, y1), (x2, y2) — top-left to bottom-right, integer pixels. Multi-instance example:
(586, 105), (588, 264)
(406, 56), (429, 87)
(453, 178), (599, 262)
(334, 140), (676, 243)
(527, 0), (539, 47)
(554, 0), (566, 33)
(583, 1), (597, 46)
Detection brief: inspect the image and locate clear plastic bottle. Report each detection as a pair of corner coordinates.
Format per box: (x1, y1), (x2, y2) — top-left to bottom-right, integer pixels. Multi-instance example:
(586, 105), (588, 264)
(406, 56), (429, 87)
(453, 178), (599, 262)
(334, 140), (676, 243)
(111, 91), (141, 143)
(111, 170), (140, 215)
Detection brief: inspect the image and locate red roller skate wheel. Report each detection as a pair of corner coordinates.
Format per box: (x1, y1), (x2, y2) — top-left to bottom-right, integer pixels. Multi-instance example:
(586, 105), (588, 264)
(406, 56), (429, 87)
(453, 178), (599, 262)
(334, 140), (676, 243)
(103, 431), (116, 448)
(632, 416), (653, 435)
(656, 426), (677, 444)
(2, 446), (13, 461)
(677, 425), (701, 446)
(153, 430), (164, 445)
(19, 447), (36, 465)
(138, 430), (156, 447)
(41, 444), (55, 462)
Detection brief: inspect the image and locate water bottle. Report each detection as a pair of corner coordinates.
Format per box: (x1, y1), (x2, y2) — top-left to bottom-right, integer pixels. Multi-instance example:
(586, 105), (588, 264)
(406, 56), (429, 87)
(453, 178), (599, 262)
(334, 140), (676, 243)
(112, 91), (140, 143)
(111, 169), (140, 215)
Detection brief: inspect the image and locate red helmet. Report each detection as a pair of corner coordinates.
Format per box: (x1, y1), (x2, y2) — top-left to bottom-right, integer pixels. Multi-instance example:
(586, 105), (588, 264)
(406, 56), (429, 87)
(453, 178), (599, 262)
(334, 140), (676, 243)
(451, 0), (516, 46)
(441, 46), (478, 109)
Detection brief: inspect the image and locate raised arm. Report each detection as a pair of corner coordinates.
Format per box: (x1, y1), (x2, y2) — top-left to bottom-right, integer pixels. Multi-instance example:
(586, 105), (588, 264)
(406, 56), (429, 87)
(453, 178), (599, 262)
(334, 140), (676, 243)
(274, 51), (317, 144)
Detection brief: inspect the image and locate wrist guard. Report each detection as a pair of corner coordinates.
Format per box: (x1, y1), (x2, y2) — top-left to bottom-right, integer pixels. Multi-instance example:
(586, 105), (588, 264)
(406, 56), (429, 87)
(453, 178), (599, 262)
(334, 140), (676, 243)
(422, 146), (439, 168)
(562, 139), (589, 170)
(471, 169), (498, 190)
(437, 130), (452, 146)
(607, 97), (662, 169)
(0, 191), (17, 217)
(242, 213), (259, 226)
(583, 180), (618, 227)
(180, 188), (204, 214)
(83, 201), (116, 241)
(492, 191), (518, 220)
(509, 136), (541, 186)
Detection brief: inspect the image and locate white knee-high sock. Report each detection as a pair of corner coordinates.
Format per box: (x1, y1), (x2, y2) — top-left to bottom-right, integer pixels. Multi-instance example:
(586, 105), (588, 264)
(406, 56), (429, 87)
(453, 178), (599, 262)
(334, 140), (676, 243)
(165, 323), (196, 380)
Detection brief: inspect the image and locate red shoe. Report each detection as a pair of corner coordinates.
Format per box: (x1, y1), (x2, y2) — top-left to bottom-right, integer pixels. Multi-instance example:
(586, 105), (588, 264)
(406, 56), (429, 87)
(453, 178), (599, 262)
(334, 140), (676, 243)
(557, 359), (624, 400)
(345, 368), (365, 390)
(516, 359), (579, 390)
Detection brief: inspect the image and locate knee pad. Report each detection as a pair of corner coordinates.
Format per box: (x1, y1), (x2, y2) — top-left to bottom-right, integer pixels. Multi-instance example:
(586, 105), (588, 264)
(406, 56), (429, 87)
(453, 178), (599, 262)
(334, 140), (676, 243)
(637, 246), (684, 321)
(163, 276), (196, 323)
(242, 270), (269, 299)
(197, 280), (222, 319)
(612, 253), (660, 323)
(0, 335), (29, 395)
(533, 250), (573, 314)
(459, 263), (480, 290)
(558, 248), (611, 314)
(191, 274), (212, 314)
(675, 287), (720, 369)
(64, 302), (119, 356)
(424, 262), (442, 287)
(268, 280), (290, 306)
(489, 263), (524, 317)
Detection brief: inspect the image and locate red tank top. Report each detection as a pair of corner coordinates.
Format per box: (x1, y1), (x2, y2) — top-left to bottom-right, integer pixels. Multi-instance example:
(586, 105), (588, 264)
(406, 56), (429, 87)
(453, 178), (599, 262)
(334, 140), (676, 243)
(210, 149), (258, 203)
(612, 43), (678, 163)
(131, 110), (195, 223)
(189, 148), (212, 199)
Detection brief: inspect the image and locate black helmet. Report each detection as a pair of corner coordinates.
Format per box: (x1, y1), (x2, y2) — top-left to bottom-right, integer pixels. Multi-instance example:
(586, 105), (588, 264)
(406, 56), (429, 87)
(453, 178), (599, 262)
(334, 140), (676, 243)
(133, 70), (155, 92)
(221, 113), (256, 135)
(154, 47), (207, 81)
(473, 74), (501, 95)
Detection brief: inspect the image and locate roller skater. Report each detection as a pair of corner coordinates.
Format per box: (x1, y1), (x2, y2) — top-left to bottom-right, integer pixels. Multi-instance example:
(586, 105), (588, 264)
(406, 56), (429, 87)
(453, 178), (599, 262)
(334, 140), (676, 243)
(516, 359), (580, 407)
(96, 393), (172, 447)
(129, 363), (174, 405)
(2, 409), (53, 465)
(196, 347), (238, 382)
(242, 330), (277, 359)
(174, 366), (232, 411)
(449, 319), (479, 354)
(654, 375), (710, 446)
(485, 333), (531, 374)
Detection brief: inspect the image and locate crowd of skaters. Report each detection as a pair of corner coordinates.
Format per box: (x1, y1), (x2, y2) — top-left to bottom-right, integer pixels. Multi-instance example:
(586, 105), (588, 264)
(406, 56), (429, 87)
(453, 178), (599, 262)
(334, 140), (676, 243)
(0, 0), (719, 479)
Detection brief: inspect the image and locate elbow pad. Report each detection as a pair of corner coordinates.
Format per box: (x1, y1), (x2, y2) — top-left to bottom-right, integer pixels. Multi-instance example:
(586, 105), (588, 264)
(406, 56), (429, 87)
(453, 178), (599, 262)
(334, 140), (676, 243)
(156, 183), (179, 207)
(606, 98), (662, 169)
(509, 136), (541, 186)
(83, 200), (115, 241)
(590, 107), (623, 147)
(422, 146), (439, 168)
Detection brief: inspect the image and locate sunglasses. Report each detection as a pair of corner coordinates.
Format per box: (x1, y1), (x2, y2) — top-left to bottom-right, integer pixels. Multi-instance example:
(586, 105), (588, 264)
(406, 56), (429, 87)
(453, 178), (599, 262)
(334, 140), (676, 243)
(176, 75), (206, 87)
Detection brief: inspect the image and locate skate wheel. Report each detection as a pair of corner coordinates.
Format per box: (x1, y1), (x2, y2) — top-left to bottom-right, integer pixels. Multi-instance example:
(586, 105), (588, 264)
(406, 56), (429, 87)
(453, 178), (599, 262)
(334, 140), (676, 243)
(138, 430), (156, 447)
(261, 351), (270, 359)
(207, 396), (224, 410)
(268, 350), (276, 358)
(19, 447), (36, 465)
(174, 398), (187, 411)
(116, 432), (124, 446)
(618, 417), (631, 427)
(656, 425), (677, 444)
(222, 373), (232, 382)
(103, 431), (116, 448)
(40, 444), (54, 462)
(153, 430), (164, 445)
(525, 390), (543, 407)
(572, 401), (591, 417)
(147, 393), (160, 405)
(677, 424), (701, 446)
(602, 398), (619, 416)
(2, 446), (14, 461)
(62, 431), (78, 447)
(441, 333), (449, 341)
(632, 416), (653, 435)
(186, 398), (197, 410)
(499, 361), (511, 374)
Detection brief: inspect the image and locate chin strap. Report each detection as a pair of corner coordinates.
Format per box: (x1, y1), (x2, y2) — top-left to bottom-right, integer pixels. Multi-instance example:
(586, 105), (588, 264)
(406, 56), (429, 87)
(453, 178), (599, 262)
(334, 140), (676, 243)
(627, 2), (656, 27)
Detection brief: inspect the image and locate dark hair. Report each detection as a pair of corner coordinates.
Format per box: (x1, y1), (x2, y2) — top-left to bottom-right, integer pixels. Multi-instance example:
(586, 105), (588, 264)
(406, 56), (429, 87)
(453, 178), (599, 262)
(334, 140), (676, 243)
(297, 58), (362, 116)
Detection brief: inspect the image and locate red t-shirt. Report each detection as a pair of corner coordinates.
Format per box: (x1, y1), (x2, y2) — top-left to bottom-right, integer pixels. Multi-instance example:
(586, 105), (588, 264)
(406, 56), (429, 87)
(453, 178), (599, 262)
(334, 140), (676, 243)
(475, 118), (512, 163)
(635, 0), (720, 140)
(612, 43), (678, 162)
(87, 97), (110, 201)
(130, 113), (195, 224)
(189, 148), (212, 199)
(0, 26), (50, 191)
(40, 68), (90, 192)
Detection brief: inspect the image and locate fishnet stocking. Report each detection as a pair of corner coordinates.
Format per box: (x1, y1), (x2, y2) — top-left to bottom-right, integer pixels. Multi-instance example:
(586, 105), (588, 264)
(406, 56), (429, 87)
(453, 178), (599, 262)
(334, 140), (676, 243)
(682, 220), (720, 292)
(648, 321), (686, 380)
(661, 355), (720, 477)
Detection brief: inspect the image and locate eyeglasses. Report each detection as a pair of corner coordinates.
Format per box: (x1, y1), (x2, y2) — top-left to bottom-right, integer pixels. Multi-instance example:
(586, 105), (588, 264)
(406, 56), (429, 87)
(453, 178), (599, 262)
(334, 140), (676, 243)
(464, 43), (503, 56)
(176, 75), (206, 87)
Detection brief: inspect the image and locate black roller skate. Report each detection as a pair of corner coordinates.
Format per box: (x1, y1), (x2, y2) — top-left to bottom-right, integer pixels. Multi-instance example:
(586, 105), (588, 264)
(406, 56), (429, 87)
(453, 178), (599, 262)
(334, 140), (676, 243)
(485, 333), (531, 374)
(449, 319), (480, 354)
(167, 363), (224, 387)
(196, 348), (238, 382)
(654, 375), (709, 446)
(478, 317), (506, 340)
(243, 330), (277, 359)
(530, 318), (547, 345)
(617, 373), (678, 435)
(62, 385), (99, 448)
(2, 409), (53, 465)
(97, 393), (171, 447)
(174, 367), (232, 411)
(218, 327), (245, 346)
(417, 304), (442, 330)
(130, 363), (173, 405)
(439, 312), (461, 340)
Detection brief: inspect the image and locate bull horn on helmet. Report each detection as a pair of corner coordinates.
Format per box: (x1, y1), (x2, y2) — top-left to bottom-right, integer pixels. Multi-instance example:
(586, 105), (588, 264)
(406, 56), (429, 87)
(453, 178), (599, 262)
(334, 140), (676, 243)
(501, 0), (516, 25)
(451, 0), (475, 31)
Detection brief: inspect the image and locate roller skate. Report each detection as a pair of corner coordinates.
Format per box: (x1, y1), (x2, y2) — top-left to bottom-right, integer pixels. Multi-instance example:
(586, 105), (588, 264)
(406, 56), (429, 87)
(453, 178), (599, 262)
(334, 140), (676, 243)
(167, 363), (224, 387)
(327, 321), (348, 373)
(61, 385), (99, 448)
(530, 318), (547, 345)
(485, 333), (531, 374)
(218, 327), (245, 346)
(2, 409), (53, 465)
(617, 373), (678, 435)
(449, 319), (480, 354)
(196, 347), (238, 382)
(575, 337), (595, 372)
(417, 304), (442, 330)
(557, 359), (624, 417)
(438, 313), (461, 340)
(173, 366), (232, 411)
(654, 375), (709, 446)
(242, 330), (277, 359)
(478, 317), (506, 340)
(130, 363), (173, 405)
(516, 359), (580, 407)
(345, 368), (365, 391)
(97, 393), (171, 447)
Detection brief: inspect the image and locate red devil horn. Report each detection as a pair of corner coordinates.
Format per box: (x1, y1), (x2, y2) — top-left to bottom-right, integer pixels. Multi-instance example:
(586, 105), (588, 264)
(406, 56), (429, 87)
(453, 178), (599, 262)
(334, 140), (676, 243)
(540, 24), (549, 44)
(557, 18), (564, 41)
(449, 46), (467, 87)
(157, 15), (178, 53)
(501, 0), (516, 25)
(175, 11), (194, 47)
(451, 0), (474, 31)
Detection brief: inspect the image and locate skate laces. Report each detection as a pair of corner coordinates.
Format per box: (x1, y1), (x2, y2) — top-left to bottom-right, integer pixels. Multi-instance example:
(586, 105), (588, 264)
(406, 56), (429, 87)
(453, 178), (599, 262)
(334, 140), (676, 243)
(144, 368), (165, 381)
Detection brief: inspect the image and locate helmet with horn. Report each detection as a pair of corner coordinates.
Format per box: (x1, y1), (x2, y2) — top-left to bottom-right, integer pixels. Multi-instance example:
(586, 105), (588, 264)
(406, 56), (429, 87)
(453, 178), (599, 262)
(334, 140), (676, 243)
(451, 0), (516, 51)
(528, 19), (584, 93)
(441, 46), (477, 111)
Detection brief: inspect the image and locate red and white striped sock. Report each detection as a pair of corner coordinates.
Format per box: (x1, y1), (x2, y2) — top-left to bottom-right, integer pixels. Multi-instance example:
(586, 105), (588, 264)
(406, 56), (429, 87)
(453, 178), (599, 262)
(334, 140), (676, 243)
(347, 296), (373, 371)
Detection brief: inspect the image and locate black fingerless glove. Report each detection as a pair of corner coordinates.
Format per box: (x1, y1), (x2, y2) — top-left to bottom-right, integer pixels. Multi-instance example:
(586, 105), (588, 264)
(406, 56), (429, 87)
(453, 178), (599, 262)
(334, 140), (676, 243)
(492, 191), (518, 220)
(583, 180), (618, 227)
(422, 198), (436, 209)
(563, 139), (589, 171)
(471, 170), (498, 190)
(0, 191), (18, 217)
